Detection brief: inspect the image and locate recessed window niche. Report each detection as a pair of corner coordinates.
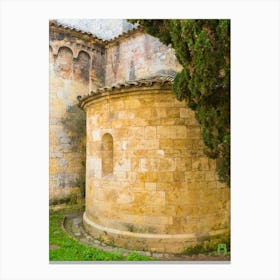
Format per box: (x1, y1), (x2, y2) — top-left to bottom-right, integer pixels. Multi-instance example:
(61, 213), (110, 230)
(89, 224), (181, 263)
(101, 133), (113, 176)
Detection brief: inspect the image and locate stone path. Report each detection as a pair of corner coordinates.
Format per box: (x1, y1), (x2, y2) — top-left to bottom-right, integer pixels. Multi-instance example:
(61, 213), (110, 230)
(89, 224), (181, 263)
(63, 212), (230, 262)
(49, 244), (60, 250)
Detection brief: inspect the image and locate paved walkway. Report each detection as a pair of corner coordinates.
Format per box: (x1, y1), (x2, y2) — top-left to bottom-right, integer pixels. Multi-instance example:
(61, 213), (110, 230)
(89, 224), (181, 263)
(63, 212), (230, 262)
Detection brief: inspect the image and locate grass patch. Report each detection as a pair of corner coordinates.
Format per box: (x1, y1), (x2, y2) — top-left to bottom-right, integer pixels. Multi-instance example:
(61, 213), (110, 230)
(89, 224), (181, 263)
(126, 251), (152, 261)
(49, 215), (154, 261)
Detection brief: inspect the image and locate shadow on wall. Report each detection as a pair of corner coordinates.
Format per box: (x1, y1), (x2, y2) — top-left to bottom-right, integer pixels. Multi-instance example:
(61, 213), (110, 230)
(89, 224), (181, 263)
(60, 104), (86, 197)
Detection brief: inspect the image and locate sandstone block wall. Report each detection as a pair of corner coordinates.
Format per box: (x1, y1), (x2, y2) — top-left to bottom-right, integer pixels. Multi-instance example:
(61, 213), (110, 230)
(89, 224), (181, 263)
(81, 85), (230, 253)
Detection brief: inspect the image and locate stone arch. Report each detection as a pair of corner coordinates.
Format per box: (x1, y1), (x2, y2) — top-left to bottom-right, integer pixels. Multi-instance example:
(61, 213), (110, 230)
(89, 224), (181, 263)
(73, 50), (90, 82)
(57, 45), (74, 56)
(77, 49), (91, 59)
(101, 133), (113, 177)
(55, 46), (73, 79)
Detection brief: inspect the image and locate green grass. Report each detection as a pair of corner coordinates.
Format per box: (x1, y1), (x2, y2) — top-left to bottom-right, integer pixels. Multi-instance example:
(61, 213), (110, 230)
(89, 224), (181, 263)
(125, 251), (152, 261)
(49, 215), (153, 261)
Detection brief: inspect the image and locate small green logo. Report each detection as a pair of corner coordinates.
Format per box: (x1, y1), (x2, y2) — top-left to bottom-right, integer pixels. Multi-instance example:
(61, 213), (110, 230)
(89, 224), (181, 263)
(217, 243), (227, 256)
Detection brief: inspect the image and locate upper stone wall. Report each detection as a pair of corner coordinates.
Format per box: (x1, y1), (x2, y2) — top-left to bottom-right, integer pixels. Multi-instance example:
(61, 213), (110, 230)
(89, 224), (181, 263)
(51, 19), (183, 88)
(49, 22), (106, 90)
(105, 32), (182, 86)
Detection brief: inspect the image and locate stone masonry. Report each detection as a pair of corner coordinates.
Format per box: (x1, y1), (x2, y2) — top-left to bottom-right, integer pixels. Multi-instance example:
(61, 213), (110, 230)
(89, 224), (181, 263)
(49, 20), (230, 253)
(79, 77), (230, 253)
(49, 22), (105, 204)
(49, 20), (181, 205)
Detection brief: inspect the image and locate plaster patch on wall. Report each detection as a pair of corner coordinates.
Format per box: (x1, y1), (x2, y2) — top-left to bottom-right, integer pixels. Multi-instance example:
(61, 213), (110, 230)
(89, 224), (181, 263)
(92, 129), (101, 141)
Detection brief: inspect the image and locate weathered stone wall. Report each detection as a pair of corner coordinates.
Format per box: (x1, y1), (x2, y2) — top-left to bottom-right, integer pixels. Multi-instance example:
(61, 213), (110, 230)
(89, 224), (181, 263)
(49, 22), (183, 206)
(49, 23), (230, 252)
(81, 85), (230, 253)
(49, 24), (106, 205)
(105, 32), (182, 85)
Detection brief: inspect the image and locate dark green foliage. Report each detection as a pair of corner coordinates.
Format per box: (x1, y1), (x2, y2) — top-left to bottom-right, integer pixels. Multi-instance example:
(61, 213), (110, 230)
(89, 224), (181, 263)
(129, 19), (230, 185)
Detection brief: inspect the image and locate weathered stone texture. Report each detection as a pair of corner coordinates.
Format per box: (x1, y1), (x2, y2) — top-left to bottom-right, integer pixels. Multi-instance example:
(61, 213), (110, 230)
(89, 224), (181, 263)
(105, 33), (182, 85)
(49, 25), (103, 204)
(81, 87), (230, 253)
(50, 21), (229, 254)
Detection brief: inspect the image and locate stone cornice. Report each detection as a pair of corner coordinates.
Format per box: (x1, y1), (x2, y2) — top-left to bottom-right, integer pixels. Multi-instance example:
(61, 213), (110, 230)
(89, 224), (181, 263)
(78, 75), (175, 110)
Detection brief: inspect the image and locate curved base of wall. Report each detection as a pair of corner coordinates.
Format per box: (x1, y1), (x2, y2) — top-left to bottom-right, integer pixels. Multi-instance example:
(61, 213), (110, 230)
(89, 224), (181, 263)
(83, 212), (229, 254)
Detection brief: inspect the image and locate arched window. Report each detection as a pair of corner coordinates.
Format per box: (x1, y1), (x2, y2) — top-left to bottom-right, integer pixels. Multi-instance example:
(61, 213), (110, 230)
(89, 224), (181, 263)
(73, 51), (90, 82)
(102, 133), (113, 176)
(55, 46), (73, 79)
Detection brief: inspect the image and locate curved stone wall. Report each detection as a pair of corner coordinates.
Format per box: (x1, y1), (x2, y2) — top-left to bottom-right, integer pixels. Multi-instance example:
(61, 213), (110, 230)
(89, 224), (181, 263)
(81, 83), (230, 253)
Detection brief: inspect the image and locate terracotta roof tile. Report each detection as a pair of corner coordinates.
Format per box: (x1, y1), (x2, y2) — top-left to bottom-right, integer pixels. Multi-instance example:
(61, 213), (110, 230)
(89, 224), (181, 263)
(50, 20), (142, 45)
(78, 74), (175, 107)
(103, 25), (142, 44)
(49, 20), (105, 43)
